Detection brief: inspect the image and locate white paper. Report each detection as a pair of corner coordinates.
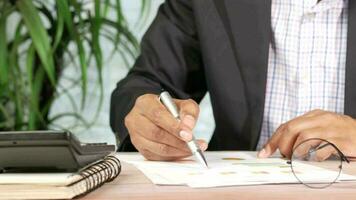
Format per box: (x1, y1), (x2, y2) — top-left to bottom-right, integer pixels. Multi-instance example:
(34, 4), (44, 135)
(118, 151), (356, 188)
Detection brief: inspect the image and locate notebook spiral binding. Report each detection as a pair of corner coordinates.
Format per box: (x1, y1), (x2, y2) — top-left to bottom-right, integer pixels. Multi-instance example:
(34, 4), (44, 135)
(75, 155), (121, 198)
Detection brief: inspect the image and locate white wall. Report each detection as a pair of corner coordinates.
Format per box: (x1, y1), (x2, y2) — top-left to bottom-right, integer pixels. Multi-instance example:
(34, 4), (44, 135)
(49, 0), (215, 146)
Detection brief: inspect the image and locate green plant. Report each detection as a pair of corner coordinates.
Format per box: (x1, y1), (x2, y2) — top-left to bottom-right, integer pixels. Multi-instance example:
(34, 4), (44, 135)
(0, 0), (150, 131)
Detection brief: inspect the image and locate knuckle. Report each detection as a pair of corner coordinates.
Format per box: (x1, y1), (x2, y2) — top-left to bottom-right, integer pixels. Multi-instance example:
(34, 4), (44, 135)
(315, 153), (325, 162)
(298, 131), (312, 142)
(151, 125), (160, 135)
(141, 149), (155, 160)
(279, 147), (289, 157)
(275, 123), (285, 133)
(187, 99), (198, 107)
(130, 135), (140, 148)
(135, 94), (146, 105)
(343, 115), (354, 123)
(124, 114), (133, 129)
(151, 108), (164, 123)
(158, 144), (170, 155)
(188, 99), (200, 111)
(322, 112), (336, 121)
(152, 127), (165, 141)
(135, 94), (155, 106)
(342, 114), (351, 120)
(312, 109), (323, 113)
(171, 123), (181, 135)
(176, 140), (188, 150)
(182, 99), (200, 114)
(284, 123), (294, 133)
(279, 145), (293, 158)
(142, 154), (151, 160)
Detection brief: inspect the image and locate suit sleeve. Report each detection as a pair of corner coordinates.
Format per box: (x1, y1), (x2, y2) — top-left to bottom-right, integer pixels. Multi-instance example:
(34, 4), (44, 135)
(110, 0), (207, 151)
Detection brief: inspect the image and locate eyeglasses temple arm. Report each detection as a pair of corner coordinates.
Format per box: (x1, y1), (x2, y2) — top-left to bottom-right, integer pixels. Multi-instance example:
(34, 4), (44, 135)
(330, 144), (350, 163)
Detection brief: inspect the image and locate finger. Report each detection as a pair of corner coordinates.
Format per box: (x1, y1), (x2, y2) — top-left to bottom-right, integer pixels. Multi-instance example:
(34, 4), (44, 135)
(136, 94), (186, 140)
(293, 139), (321, 159)
(175, 99), (200, 131)
(314, 142), (337, 161)
(276, 112), (326, 158)
(293, 127), (325, 150)
(328, 138), (356, 159)
(292, 128), (325, 158)
(141, 140), (208, 161)
(134, 113), (208, 152)
(196, 139), (209, 151)
(140, 149), (188, 161)
(260, 113), (329, 158)
(131, 133), (192, 158)
(175, 99), (200, 121)
(258, 125), (284, 158)
(133, 113), (191, 153)
(277, 130), (300, 159)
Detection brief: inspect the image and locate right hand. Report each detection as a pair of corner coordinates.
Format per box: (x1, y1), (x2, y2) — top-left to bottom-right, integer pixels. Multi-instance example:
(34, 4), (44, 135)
(124, 94), (208, 161)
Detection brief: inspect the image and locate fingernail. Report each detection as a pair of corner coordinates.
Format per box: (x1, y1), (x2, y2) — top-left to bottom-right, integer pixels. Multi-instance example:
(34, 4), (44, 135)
(179, 130), (192, 141)
(258, 148), (268, 158)
(200, 143), (208, 151)
(182, 115), (196, 130)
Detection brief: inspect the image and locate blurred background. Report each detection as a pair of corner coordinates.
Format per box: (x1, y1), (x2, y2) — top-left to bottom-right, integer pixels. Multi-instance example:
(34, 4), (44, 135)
(0, 0), (215, 147)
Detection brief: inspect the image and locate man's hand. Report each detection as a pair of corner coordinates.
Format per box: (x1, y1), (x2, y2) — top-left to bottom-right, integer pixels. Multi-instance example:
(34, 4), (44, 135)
(258, 109), (356, 160)
(124, 94), (208, 161)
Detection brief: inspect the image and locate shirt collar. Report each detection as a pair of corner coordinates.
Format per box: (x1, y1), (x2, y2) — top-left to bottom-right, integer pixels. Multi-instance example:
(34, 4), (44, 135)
(290, 0), (347, 12)
(311, 0), (348, 13)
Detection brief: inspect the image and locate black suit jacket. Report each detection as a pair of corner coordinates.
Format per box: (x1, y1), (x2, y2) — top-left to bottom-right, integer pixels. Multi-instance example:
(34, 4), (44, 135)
(110, 0), (356, 151)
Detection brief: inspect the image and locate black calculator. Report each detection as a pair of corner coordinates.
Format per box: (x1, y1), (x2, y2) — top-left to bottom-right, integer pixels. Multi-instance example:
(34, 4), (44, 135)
(0, 130), (116, 172)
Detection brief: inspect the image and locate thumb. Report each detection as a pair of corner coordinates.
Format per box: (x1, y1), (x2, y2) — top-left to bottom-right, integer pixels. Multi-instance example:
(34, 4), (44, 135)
(175, 99), (200, 130)
(196, 139), (208, 151)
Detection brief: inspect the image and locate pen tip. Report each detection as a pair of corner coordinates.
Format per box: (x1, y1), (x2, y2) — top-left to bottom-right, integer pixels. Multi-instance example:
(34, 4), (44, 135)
(196, 150), (209, 169)
(204, 163), (209, 169)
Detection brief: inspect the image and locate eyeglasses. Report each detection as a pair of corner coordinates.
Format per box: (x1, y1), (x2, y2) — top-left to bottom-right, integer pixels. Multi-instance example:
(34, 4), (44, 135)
(287, 138), (351, 189)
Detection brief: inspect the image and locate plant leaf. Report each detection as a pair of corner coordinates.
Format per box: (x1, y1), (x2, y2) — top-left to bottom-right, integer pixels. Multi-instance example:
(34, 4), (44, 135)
(53, 0), (65, 51)
(26, 44), (43, 130)
(9, 20), (25, 129)
(92, 0), (103, 73)
(16, 0), (56, 86)
(0, 8), (8, 86)
(135, 0), (152, 29)
(60, 0), (88, 107)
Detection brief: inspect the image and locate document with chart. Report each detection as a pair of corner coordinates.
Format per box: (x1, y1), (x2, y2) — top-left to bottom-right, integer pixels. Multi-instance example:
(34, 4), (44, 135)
(119, 151), (356, 188)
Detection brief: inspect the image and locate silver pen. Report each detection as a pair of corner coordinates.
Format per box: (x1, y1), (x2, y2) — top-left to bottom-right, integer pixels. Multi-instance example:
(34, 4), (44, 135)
(159, 91), (209, 168)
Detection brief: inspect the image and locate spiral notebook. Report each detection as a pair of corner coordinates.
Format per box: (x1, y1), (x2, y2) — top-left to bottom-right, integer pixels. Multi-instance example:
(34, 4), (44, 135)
(0, 154), (121, 200)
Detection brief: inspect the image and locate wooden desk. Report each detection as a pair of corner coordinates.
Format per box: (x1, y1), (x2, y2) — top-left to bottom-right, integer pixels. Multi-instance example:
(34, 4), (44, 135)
(83, 152), (356, 200)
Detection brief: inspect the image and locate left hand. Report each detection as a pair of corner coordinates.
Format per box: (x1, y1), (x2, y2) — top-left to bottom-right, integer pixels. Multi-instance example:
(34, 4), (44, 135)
(258, 109), (356, 159)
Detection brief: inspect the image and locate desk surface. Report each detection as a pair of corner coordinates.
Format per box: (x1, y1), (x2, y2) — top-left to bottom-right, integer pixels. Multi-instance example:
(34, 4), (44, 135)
(82, 152), (356, 200)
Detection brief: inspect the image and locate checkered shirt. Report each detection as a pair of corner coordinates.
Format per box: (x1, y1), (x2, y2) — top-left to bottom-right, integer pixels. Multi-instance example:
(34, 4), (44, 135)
(257, 0), (348, 149)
